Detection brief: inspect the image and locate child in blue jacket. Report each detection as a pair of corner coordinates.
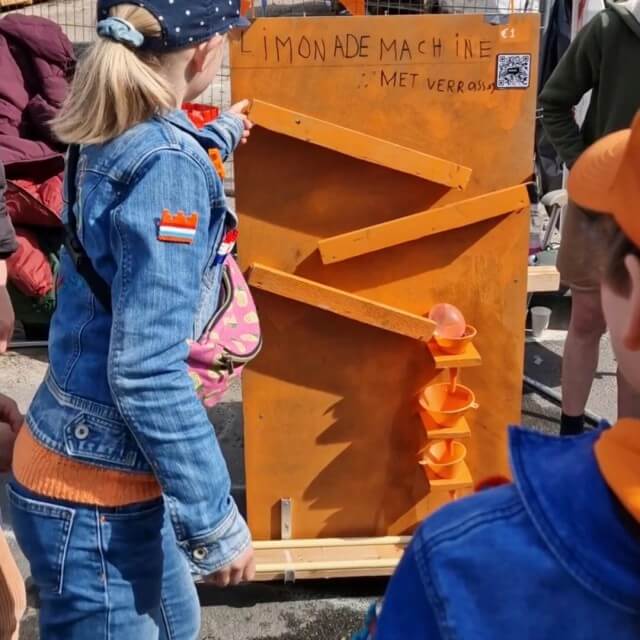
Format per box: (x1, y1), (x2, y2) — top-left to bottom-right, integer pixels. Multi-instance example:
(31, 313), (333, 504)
(358, 114), (640, 639)
(8, 2), (255, 638)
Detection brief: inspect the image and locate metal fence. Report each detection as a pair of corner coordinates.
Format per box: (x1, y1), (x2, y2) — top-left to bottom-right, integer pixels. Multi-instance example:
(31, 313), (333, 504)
(3, 0), (96, 43)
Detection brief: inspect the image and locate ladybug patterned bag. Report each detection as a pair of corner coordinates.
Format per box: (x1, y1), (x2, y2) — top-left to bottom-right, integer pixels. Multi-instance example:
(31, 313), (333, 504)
(188, 252), (262, 407)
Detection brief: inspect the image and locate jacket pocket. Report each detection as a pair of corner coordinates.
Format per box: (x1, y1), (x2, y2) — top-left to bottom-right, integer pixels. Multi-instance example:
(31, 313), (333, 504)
(8, 484), (75, 595)
(63, 413), (141, 470)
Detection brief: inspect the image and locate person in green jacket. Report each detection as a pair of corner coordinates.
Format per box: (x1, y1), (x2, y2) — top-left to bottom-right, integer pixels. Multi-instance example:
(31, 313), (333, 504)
(540, 0), (640, 435)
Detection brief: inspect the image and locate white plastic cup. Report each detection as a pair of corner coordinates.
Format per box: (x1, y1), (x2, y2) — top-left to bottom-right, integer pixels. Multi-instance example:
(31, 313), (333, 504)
(530, 306), (552, 338)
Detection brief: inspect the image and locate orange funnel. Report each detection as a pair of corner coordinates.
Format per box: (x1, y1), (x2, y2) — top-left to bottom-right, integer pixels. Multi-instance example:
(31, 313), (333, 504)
(432, 324), (477, 355)
(419, 440), (467, 479)
(419, 383), (478, 428)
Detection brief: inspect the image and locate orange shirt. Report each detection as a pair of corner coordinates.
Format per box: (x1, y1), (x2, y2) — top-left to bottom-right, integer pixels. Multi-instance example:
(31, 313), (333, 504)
(12, 425), (161, 507)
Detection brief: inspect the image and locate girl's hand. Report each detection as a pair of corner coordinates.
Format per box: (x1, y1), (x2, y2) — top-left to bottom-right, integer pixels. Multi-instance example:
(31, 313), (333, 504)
(0, 261), (15, 353)
(205, 544), (256, 587)
(227, 99), (253, 145)
(0, 287), (14, 353)
(0, 393), (23, 433)
(0, 393), (21, 472)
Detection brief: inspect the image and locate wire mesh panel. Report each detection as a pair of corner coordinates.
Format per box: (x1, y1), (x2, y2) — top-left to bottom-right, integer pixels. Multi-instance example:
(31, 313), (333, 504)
(3, 0), (232, 107)
(365, 0), (539, 14)
(243, 0), (540, 15)
(247, 0), (344, 16)
(3, 0), (97, 42)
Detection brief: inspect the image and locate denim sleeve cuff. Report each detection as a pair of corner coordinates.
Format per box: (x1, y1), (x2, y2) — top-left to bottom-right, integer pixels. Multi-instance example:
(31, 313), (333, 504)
(206, 112), (245, 159)
(177, 498), (252, 576)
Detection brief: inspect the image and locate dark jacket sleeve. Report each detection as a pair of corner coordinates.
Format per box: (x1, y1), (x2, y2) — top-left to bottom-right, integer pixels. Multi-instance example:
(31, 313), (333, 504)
(539, 13), (603, 168)
(0, 163), (18, 260)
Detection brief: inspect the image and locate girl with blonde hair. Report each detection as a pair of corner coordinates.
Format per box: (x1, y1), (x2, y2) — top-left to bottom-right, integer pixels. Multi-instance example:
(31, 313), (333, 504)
(8, 2), (254, 638)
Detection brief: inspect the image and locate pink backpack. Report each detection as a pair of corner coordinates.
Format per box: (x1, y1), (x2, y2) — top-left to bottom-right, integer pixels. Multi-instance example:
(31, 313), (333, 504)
(188, 254), (262, 407)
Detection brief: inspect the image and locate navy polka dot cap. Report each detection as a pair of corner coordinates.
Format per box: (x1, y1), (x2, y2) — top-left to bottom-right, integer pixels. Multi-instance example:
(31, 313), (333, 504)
(97, 0), (250, 51)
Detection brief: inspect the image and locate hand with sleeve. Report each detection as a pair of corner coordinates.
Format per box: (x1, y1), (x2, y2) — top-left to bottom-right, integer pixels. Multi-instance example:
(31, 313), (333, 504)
(0, 393), (23, 472)
(203, 99), (253, 158)
(226, 99), (253, 145)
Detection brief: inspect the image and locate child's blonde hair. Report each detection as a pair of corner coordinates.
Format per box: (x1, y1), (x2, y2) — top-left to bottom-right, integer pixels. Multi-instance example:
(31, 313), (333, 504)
(53, 4), (176, 145)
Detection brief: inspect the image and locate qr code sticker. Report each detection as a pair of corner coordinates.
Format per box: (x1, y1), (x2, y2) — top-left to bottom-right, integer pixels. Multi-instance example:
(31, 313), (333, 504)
(496, 54), (531, 89)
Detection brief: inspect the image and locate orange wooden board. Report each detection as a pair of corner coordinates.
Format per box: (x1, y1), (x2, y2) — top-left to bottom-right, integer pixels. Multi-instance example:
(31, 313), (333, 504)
(319, 184), (529, 264)
(420, 413), (472, 439)
(426, 340), (482, 369)
(232, 15), (538, 541)
(424, 462), (474, 491)
(249, 263), (437, 341)
(250, 100), (472, 189)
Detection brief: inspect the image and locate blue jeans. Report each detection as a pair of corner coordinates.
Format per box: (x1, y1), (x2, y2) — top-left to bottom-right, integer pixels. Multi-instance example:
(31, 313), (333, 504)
(8, 482), (200, 640)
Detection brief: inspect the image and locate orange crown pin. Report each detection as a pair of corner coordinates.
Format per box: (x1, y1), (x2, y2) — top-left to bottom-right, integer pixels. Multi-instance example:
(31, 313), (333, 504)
(160, 210), (198, 229)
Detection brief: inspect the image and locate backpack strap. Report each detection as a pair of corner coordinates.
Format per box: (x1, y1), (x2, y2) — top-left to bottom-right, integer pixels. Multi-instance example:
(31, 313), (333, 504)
(63, 144), (233, 314)
(63, 145), (113, 313)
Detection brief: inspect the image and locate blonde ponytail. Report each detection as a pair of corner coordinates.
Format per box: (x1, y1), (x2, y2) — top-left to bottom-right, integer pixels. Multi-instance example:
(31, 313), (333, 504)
(53, 5), (176, 145)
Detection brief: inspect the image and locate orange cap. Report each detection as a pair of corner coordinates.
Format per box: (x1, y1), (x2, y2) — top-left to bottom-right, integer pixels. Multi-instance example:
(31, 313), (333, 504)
(568, 111), (640, 248)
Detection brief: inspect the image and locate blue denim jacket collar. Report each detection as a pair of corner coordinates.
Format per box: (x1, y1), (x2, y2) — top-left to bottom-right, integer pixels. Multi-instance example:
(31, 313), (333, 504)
(511, 425), (640, 614)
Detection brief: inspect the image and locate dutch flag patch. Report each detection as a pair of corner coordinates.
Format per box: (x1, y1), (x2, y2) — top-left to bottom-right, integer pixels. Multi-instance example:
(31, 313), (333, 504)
(158, 209), (199, 244)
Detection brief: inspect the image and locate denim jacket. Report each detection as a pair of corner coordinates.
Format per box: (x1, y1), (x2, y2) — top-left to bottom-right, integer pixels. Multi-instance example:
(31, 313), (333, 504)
(370, 426), (640, 639)
(26, 110), (251, 575)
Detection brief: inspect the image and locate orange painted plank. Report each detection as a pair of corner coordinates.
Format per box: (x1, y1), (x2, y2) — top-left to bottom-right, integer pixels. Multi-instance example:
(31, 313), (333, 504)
(250, 100), (472, 190)
(426, 340), (482, 369)
(420, 413), (472, 440)
(424, 462), (473, 491)
(249, 263), (437, 341)
(319, 185), (530, 264)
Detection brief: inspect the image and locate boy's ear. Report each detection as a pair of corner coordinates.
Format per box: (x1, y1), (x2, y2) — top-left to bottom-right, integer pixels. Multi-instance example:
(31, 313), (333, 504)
(623, 254), (640, 351)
